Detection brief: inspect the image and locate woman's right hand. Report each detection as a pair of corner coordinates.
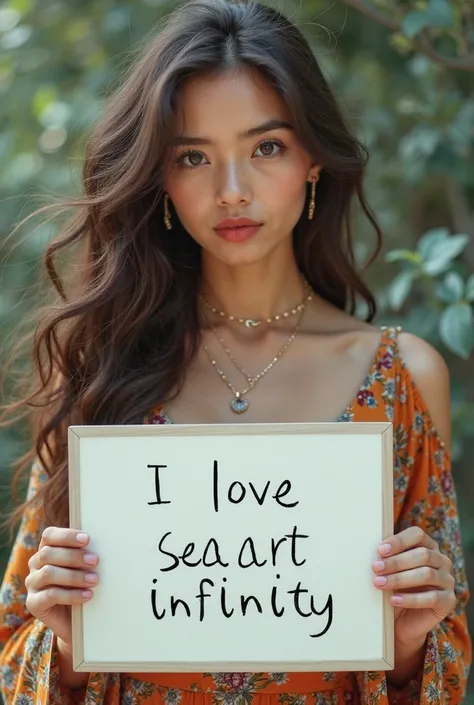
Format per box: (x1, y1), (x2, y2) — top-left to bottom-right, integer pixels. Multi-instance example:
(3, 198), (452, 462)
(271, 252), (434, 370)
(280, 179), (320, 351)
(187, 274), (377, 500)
(25, 527), (99, 648)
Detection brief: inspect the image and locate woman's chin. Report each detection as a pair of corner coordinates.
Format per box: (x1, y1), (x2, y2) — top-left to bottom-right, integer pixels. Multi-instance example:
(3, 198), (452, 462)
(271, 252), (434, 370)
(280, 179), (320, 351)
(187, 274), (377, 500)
(204, 241), (275, 268)
(201, 232), (291, 268)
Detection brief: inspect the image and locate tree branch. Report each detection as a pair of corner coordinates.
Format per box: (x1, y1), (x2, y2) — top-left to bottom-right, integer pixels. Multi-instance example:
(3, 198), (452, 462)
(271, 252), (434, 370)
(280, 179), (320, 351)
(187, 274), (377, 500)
(416, 30), (474, 72)
(341, 0), (399, 31)
(341, 0), (474, 72)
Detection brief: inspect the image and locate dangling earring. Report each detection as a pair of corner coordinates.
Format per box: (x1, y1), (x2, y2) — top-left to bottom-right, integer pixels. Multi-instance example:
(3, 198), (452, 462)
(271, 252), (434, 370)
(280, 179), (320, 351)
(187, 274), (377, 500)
(164, 194), (172, 231)
(308, 175), (319, 221)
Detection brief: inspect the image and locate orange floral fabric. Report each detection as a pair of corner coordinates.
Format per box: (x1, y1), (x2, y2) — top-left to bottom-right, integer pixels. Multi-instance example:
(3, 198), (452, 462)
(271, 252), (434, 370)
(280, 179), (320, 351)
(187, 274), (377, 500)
(0, 327), (471, 704)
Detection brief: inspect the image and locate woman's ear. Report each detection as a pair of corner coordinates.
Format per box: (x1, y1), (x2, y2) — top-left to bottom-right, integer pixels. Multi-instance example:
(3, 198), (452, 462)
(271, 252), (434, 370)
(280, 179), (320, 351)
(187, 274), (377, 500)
(307, 165), (322, 183)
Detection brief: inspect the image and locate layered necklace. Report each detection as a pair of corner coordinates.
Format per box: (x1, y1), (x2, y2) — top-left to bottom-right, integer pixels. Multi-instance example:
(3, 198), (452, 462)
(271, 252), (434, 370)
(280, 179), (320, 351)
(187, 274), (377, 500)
(201, 279), (313, 414)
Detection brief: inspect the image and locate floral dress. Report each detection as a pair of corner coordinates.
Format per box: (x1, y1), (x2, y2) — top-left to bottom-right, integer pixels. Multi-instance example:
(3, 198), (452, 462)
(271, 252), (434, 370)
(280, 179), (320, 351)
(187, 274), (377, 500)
(0, 327), (471, 704)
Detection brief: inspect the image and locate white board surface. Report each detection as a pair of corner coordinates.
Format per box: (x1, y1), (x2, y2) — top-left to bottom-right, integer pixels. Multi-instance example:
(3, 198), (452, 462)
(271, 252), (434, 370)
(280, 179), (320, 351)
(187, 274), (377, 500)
(68, 422), (394, 673)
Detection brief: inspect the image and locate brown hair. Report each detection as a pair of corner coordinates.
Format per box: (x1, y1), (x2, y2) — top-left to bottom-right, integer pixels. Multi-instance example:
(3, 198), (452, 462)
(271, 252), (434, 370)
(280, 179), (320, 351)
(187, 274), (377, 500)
(0, 0), (382, 540)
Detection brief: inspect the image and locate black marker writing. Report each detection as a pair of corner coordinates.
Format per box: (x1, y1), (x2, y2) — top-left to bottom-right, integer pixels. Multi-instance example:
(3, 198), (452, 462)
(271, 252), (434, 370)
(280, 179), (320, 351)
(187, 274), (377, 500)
(158, 531), (229, 571)
(196, 578), (214, 621)
(271, 574), (284, 617)
(213, 460), (219, 512)
(285, 526), (309, 567)
(220, 577), (234, 618)
(238, 537), (267, 568)
(212, 461), (300, 512)
(150, 576), (333, 637)
(147, 465), (171, 505)
(147, 458), (332, 640)
(273, 479), (299, 508)
(308, 594), (333, 638)
(150, 578), (165, 619)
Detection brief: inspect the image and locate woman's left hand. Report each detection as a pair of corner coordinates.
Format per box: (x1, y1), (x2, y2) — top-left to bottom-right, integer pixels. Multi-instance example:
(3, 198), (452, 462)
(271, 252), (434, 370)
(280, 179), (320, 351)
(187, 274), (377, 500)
(372, 526), (457, 646)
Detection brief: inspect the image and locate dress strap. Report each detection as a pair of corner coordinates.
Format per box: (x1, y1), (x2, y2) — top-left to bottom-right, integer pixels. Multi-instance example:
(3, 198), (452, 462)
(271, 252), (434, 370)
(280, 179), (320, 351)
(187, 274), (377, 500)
(380, 325), (403, 335)
(379, 325), (403, 366)
(380, 325), (403, 342)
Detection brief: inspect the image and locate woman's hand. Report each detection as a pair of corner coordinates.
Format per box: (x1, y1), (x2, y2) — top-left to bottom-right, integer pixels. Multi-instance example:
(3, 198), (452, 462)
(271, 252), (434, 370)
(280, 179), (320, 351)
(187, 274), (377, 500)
(372, 526), (456, 647)
(25, 527), (99, 649)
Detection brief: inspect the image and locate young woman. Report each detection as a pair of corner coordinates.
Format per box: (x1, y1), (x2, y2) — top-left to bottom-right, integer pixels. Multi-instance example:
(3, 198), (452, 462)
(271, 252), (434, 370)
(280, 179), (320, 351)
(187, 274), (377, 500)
(0, 0), (471, 703)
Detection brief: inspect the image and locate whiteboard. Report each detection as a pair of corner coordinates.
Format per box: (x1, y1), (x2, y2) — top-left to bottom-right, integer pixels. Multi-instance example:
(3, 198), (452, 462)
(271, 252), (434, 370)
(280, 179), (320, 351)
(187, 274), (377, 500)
(68, 422), (394, 673)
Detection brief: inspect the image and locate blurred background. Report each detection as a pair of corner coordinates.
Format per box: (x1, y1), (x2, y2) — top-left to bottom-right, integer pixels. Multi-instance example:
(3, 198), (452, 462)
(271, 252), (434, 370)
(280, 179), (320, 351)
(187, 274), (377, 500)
(0, 0), (473, 699)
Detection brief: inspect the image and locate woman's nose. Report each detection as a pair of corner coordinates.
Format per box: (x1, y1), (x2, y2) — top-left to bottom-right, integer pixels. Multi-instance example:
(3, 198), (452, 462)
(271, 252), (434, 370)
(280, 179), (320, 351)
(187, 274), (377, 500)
(215, 163), (252, 207)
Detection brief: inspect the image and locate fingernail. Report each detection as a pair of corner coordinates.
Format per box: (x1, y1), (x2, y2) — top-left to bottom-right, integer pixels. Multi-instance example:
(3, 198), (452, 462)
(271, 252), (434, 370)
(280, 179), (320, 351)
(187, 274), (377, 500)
(379, 543), (392, 555)
(374, 576), (388, 586)
(373, 561), (385, 572)
(83, 553), (97, 565)
(392, 595), (403, 605)
(85, 573), (98, 583)
(76, 532), (89, 543)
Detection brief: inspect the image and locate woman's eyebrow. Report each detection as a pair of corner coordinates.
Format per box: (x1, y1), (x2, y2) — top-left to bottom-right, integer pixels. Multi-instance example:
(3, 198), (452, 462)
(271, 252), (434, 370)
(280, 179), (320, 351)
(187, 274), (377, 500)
(171, 119), (294, 147)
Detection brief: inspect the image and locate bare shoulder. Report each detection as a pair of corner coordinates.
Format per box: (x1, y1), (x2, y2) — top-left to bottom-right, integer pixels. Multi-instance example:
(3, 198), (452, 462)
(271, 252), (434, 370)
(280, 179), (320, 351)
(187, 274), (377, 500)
(397, 331), (449, 387)
(398, 332), (451, 450)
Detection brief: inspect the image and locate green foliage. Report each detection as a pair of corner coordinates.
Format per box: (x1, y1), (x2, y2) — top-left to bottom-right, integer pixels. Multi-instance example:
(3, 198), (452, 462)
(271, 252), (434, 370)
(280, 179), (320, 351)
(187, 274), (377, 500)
(402, 0), (454, 38)
(440, 301), (473, 357)
(385, 228), (473, 357)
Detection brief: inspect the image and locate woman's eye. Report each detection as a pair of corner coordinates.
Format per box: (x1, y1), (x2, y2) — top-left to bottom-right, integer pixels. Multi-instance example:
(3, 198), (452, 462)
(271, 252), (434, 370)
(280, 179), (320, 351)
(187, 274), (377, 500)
(253, 139), (285, 158)
(177, 150), (208, 169)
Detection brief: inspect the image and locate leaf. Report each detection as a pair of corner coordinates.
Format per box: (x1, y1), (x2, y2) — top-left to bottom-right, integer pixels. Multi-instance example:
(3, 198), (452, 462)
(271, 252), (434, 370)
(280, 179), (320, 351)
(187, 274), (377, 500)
(422, 234), (470, 276)
(400, 126), (441, 160)
(388, 270), (416, 310)
(405, 305), (440, 340)
(447, 101), (474, 152)
(436, 272), (465, 304)
(466, 275), (474, 303)
(439, 303), (474, 359)
(402, 0), (454, 38)
(385, 249), (421, 265)
(428, 0), (454, 25)
(417, 227), (450, 261)
(402, 12), (432, 39)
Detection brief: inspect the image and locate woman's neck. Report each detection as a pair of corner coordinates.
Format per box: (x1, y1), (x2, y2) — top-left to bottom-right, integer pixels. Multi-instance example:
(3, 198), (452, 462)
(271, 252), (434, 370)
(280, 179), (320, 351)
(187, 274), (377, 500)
(200, 257), (306, 323)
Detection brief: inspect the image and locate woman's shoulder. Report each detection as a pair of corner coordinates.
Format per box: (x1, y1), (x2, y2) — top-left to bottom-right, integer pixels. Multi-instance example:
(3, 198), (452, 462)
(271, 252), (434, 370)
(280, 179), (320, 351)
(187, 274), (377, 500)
(336, 324), (451, 455)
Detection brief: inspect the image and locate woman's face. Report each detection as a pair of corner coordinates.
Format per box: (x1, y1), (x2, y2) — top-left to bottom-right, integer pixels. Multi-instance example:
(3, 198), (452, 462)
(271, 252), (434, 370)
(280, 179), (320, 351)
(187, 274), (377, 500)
(163, 67), (320, 267)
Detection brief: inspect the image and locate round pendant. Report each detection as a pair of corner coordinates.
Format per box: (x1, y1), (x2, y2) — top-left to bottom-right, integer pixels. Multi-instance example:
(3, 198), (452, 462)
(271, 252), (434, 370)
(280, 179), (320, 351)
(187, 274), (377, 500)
(230, 397), (249, 414)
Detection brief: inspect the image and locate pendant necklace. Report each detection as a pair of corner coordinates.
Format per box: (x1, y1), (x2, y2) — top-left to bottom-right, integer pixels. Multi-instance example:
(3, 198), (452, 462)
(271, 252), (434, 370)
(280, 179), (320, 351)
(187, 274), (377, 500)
(202, 291), (310, 413)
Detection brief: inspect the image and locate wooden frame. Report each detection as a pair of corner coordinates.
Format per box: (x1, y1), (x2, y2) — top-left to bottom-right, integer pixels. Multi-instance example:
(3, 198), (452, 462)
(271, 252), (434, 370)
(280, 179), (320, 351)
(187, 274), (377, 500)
(69, 422), (394, 673)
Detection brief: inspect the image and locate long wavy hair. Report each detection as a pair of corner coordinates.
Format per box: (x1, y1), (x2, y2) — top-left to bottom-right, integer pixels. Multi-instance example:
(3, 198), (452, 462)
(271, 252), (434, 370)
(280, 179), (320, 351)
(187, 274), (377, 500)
(0, 0), (382, 539)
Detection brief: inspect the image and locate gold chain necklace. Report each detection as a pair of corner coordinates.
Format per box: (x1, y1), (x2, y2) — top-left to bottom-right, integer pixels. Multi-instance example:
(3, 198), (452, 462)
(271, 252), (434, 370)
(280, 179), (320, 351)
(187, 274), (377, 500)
(208, 287), (312, 385)
(200, 278), (312, 328)
(203, 305), (306, 414)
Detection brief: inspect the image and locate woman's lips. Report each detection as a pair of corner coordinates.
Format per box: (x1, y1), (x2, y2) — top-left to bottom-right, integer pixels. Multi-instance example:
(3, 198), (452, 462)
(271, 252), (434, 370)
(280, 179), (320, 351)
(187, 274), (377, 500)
(214, 224), (262, 242)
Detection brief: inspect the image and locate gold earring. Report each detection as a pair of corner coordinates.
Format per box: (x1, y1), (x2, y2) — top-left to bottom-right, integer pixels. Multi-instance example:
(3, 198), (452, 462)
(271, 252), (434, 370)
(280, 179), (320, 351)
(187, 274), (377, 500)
(308, 175), (319, 221)
(164, 194), (172, 231)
